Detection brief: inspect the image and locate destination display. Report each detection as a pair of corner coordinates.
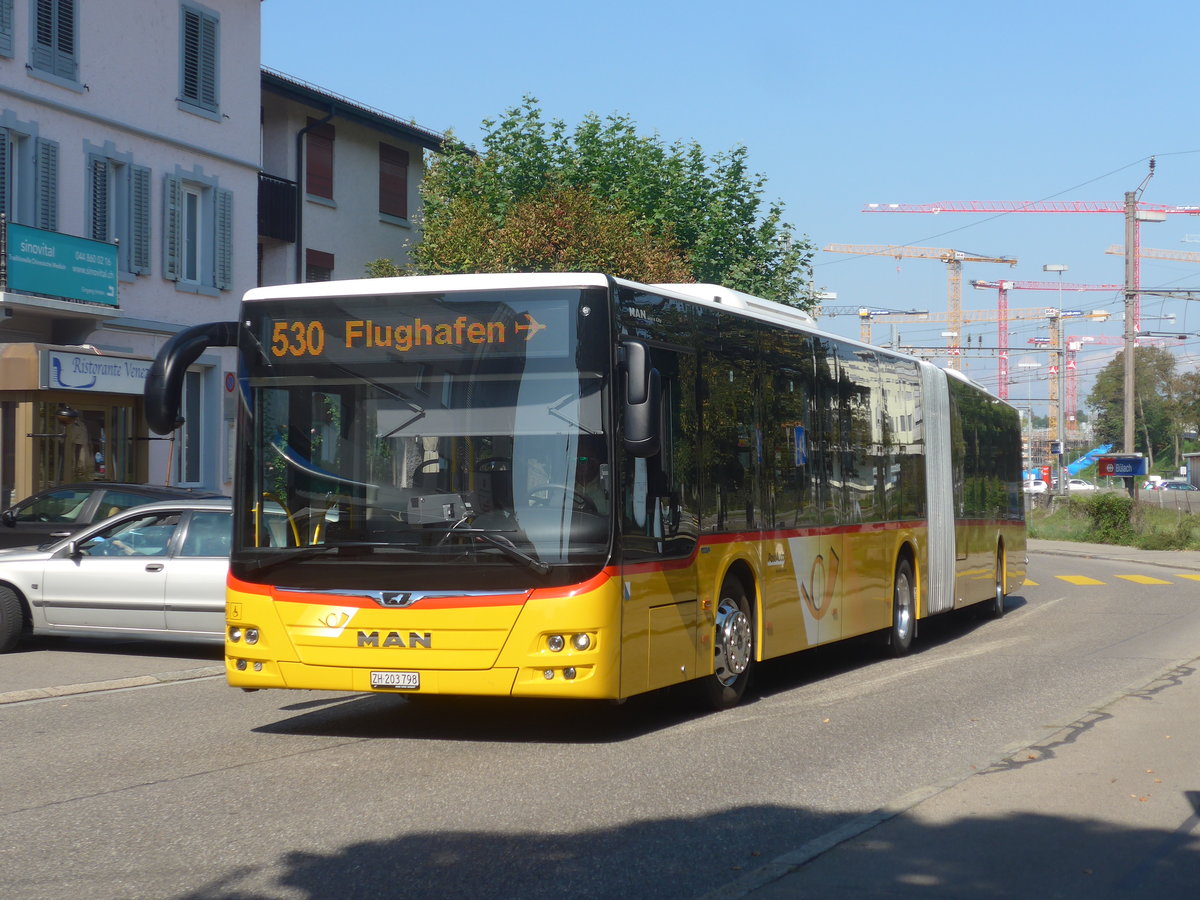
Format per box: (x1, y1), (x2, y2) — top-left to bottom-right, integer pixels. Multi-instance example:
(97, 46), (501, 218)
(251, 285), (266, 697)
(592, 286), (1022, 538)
(258, 293), (573, 363)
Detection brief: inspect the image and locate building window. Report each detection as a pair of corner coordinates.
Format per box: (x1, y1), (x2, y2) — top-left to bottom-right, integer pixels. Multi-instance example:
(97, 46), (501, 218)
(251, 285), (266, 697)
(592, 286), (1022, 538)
(164, 173), (232, 292)
(0, 0), (14, 58)
(306, 249), (333, 282)
(180, 3), (219, 114)
(379, 144), (409, 220)
(30, 0), (77, 82)
(0, 126), (57, 230)
(88, 155), (150, 275)
(305, 119), (334, 200)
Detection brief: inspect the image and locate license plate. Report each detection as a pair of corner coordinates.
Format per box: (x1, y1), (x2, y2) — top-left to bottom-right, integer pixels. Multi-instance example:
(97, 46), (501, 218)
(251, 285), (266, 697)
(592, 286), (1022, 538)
(370, 671), (420, 690)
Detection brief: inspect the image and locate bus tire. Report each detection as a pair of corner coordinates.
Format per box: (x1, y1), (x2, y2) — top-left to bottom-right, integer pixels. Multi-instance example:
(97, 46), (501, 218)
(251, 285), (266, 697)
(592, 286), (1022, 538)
(985, 547), (1006, 620)
(0, 585), (26, 653)
(888, 559), (915, 657)
(700, 577), (754, 709)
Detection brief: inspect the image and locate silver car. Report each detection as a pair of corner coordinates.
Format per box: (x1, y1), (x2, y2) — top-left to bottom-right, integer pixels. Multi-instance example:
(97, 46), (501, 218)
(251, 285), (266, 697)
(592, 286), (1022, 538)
(0, 497), (231, 653)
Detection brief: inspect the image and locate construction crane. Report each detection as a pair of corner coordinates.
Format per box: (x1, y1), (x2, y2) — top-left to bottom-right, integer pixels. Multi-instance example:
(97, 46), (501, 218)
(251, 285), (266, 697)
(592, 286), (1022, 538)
(969, 279), (1119, 406)
(859, 198), (1200, 332)
(821, 244), (1017, 365)
(1104, 244), (1200, 263)
(815, 304), (929, 343)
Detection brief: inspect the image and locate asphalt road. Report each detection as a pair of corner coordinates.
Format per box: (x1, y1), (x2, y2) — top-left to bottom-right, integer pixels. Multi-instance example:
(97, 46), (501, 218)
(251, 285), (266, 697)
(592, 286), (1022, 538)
(2, 550), (1199, 899)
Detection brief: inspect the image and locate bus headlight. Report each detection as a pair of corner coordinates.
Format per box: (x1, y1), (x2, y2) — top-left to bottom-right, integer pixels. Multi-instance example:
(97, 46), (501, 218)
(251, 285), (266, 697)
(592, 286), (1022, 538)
(244, 628), (260, 645)
(229, 627), (242, 643)
(571, 633), (591, 651)
(547, 634), (565, 652)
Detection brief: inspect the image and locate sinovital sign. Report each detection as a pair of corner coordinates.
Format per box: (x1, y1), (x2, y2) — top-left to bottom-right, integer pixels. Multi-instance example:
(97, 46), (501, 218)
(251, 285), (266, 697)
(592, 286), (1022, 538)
(6, 224), (118, 306)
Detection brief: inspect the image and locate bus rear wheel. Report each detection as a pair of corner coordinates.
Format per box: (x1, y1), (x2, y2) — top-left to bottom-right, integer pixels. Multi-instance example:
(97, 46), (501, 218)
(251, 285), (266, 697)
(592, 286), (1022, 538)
(887, 559), (915, 657)
(700, 578), (753, 709)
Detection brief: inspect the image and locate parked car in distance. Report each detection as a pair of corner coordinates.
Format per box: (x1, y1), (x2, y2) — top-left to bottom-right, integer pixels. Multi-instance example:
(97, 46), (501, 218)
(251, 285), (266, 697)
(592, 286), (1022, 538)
(0, 497), (232, 653)
(1159, 480), (1199, 491)
(1023, 479), (1048, 494)
(0, 482), (221, 549)
(1052, 478), (1097, 492)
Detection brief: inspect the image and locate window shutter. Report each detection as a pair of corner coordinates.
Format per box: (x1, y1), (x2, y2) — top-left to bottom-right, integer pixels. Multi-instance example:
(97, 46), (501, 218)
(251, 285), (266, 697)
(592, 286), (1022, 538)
(213, 188), (233, 290)
(35, 138), (58, 231)
(181, 7), (218, 112)
(130, 165), (151, 274)
(54, 0), (76, 79)
(305, 120), (334, 199)
(0, 0), (14, 57)
(379, 144), (409, 219)
(163, 175), (183, 281)
(89, 157), (110, 242)
(33, 0), (77, 80)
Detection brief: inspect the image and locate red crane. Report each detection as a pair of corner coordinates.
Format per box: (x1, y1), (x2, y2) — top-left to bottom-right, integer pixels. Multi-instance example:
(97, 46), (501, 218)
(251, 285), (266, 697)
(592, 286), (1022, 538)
(969, 280), (1118, 406)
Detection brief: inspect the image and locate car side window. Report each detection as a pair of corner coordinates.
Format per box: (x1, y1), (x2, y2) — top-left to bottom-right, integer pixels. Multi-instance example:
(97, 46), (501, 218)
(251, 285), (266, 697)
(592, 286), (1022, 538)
(179, 511), (232, 557)
(17, 489), (93, 523)
(98, 490), (157, 520)
(79, 513), (182, 557)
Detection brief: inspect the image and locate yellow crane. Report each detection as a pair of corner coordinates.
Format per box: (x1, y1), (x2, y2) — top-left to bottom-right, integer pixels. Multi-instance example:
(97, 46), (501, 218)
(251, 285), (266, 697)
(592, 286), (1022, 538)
(822, 244), (1017, 365)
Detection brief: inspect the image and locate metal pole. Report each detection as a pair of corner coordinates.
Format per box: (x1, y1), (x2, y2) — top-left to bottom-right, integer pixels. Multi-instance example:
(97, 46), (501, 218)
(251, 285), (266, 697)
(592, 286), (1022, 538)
(1123, 191), (1137, 455)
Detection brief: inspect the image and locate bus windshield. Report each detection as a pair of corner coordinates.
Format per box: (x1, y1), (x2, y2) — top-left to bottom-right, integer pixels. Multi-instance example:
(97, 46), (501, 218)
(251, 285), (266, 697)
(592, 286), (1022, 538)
(233, 287), (613, 591)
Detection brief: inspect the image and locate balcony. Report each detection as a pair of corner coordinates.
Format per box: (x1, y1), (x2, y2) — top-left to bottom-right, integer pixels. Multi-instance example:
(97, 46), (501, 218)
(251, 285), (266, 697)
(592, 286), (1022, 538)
(258, 173), (297, 242)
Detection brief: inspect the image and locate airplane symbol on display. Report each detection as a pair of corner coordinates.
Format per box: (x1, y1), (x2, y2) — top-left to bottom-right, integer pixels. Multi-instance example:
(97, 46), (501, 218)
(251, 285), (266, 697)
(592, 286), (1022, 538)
(515, 313), (546, 341)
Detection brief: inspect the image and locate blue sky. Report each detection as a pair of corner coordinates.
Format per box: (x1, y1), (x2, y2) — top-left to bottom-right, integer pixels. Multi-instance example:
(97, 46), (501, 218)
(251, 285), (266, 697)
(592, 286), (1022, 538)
(262, 0), (1200, 412)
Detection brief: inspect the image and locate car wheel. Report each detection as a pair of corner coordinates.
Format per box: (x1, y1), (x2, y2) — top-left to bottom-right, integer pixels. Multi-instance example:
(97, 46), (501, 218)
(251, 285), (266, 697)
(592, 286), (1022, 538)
(887, 559), (915, 656)
(699, 577), (754, 709)
(0, 585), (26, 653)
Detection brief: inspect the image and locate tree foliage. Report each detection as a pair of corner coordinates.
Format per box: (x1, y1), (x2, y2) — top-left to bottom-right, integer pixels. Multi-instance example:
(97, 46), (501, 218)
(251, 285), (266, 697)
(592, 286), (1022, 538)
(392, 98), (816, 307)
(1086, 346), (1195, 467)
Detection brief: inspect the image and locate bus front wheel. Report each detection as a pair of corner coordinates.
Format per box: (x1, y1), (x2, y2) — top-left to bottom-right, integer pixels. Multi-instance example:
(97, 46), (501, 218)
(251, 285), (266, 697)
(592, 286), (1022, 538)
(888, 559), (915, 657)
(700, 578), (754, 709)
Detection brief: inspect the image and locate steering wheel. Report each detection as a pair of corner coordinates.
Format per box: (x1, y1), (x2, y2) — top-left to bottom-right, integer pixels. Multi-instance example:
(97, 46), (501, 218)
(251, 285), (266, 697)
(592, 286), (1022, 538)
(474, 457), (511, 472)
(415, 458), (452, 474)
(526, 484), (597, 513)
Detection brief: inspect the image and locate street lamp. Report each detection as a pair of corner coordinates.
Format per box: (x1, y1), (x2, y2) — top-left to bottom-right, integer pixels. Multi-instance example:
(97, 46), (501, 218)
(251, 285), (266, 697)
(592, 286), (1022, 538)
(1043, 264), (1068, 496)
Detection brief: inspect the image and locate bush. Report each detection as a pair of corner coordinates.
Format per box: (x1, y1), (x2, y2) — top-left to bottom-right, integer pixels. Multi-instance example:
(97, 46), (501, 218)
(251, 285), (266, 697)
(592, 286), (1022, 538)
(1136, 520), (1194, 551)
(1082, 493), (1136, 545)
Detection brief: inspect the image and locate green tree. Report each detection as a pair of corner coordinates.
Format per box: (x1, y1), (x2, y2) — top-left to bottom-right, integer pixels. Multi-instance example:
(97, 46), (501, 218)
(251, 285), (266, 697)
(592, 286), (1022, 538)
(384, 97), (817, 307)
(1086, 346), (1180, 467)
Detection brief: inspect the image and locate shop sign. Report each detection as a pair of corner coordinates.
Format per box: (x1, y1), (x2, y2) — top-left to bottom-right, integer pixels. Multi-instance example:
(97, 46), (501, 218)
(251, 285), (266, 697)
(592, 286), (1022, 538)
(43, 350), (152, 395)
(6, 223), (118, 307)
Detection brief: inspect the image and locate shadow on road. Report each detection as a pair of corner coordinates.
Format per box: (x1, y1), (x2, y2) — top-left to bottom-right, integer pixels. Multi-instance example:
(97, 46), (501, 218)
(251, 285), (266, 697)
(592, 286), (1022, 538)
(173, 799), (1200, 899)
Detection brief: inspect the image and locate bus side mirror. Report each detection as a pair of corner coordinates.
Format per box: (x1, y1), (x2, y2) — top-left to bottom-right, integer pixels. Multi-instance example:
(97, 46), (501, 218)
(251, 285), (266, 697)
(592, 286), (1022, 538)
(145, 321), (239, 434)
(621, 340), (661, 458)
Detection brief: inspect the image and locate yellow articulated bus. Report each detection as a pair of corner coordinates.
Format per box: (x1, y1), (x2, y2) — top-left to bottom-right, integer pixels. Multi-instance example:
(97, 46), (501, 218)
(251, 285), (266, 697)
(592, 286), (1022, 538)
(145, 273), (1026, 709)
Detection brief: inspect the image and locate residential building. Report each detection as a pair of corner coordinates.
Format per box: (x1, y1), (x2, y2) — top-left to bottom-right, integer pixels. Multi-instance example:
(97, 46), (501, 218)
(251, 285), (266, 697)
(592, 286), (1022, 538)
(0, 0), (260, 506)
(257, 68), (445, 287)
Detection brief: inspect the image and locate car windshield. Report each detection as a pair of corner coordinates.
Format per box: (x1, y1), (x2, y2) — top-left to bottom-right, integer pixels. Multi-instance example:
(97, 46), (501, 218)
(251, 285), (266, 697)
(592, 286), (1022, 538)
(233, 287), (613, 591)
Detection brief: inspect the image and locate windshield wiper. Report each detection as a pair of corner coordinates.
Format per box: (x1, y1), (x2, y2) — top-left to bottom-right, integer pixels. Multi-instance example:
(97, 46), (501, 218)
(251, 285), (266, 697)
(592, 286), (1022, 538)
(442, 523), (551, 575)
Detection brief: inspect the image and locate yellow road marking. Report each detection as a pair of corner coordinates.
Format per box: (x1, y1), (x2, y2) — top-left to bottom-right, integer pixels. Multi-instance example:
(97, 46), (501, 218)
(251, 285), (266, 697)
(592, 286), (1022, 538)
(1056, 575), (1105, 586)
(1023, 578), (1039, 586)
(1116, 574), (1172, 585)
(1176, 574), (1200, 582)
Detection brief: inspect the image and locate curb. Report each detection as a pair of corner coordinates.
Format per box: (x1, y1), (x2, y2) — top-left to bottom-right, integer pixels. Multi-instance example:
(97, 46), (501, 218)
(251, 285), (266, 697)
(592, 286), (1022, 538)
(0, 665), (224, 705)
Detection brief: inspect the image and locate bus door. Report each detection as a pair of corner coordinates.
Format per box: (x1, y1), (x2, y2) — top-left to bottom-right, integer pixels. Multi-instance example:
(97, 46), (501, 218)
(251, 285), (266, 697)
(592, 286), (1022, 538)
(618, 344), (700, 695)
(803, 339), (844, 647)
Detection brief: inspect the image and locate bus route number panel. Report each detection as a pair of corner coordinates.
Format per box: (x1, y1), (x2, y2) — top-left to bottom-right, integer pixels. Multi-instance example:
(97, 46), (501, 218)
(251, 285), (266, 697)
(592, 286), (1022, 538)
(370, 671), (420, 690)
